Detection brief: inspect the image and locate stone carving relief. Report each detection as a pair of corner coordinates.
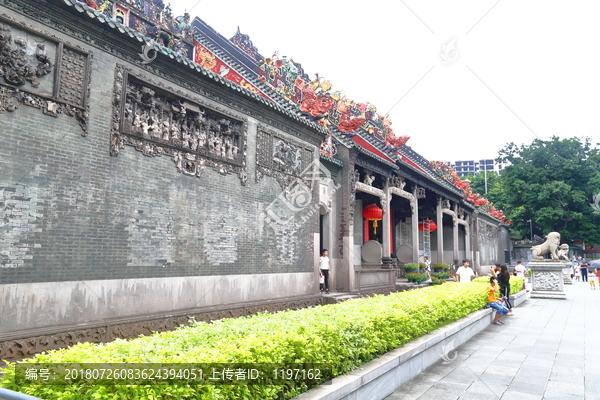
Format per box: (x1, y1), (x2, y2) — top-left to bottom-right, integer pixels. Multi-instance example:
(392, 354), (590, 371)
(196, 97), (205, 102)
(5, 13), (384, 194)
(0, 24), (53, 88)
(533, 271), (561, 291)
(442, 199), (451, 210)
(57, 48), (87, 108)
(0, 297), (323, 362)
(0, 16), (91, 134)
(350, 169), (360, 206)
(390, 175), (406, 190)
(256, 126), (314, 189)
(390, 186), (416, 214)
(363, 169), (375, 186)
(477, 220), (498, 241)
(110, 65), (248, 184)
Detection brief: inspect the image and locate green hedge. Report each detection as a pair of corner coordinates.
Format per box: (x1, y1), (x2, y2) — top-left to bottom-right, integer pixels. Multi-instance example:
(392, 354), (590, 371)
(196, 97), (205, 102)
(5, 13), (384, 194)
(1, 283), (490, 400)
(472, 276), (524, 295)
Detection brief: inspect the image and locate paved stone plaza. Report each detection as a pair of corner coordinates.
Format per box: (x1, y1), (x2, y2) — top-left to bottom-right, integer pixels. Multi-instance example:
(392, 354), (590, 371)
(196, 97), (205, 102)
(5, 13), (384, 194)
(385, 281), (600, 400)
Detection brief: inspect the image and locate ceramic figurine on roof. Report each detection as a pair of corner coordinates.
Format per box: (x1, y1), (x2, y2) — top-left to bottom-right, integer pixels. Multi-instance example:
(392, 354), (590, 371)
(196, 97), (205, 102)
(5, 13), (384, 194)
(256, 52), (402, 148)
(173, 13), (192, 38)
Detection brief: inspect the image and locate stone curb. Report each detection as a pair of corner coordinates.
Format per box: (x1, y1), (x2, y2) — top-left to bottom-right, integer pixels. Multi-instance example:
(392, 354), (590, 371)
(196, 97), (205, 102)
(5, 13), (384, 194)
(295, 290), (527, 400)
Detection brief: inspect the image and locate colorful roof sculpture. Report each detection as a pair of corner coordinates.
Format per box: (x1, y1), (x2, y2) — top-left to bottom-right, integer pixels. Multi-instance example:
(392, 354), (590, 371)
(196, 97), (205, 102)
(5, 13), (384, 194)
(61, 0), (505, 222)
(430, 161), (509, 223)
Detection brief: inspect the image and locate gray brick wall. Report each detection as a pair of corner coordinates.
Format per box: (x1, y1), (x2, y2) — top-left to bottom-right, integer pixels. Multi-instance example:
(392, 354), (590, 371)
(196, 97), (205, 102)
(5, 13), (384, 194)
(0, 4), (320, 285)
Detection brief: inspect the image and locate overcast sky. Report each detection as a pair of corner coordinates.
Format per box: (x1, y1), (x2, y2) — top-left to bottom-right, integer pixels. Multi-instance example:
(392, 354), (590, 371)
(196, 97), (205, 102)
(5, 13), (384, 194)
(171, 0), (600, 162)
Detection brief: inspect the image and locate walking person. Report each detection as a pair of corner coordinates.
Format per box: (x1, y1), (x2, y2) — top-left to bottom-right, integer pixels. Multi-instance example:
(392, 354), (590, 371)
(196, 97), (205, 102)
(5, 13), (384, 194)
(497, 264), (514, 316)
(423, 256), (432, 281)
(581, 261), (589, 282)
(514, 261), (526, 278)
(319, 249), (331, 294)
(575, 264), (581, 281)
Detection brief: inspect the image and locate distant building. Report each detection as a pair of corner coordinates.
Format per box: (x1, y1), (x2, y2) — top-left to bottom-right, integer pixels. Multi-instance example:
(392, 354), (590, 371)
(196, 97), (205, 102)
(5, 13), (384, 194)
(447, 159), (504, 177)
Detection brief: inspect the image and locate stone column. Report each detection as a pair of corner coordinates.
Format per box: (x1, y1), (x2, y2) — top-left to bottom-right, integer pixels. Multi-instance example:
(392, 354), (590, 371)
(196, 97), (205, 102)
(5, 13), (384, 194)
(336, 147), (358, 292)
(452, 203), (459, 263)
(464, 218), (471, 263)
(382, 179), (391, 257)
(436, 197), (444, 264)
(412, 186), (419, 263)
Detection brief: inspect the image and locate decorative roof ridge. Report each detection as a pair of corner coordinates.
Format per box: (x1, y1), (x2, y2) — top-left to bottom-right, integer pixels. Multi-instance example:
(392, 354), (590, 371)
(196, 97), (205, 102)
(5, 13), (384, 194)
(319, 152), (343, 167)
(190, 16), (260, 74)
(355, 145), (398, 168)
(230, 26), (263, 62)
(59, 0), (327, 134)
(191, 32), (307, 118)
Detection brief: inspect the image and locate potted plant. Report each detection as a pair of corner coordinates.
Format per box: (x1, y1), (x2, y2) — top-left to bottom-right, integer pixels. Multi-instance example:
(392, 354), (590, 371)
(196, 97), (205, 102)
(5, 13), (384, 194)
(403, 263), (420, 273)
(432, 263), (451, 273)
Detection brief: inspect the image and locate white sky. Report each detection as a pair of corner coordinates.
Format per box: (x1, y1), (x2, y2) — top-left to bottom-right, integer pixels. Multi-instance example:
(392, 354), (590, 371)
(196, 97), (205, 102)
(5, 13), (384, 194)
(171, 0), (600, 162)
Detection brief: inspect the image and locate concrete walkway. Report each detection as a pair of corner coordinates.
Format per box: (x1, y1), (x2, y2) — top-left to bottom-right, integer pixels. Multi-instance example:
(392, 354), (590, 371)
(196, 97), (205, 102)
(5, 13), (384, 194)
(385, 281), (600, 400)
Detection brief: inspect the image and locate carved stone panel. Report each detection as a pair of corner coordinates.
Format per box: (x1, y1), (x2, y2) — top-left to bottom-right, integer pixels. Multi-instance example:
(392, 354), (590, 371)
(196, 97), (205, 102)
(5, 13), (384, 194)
(110, 65), (248, 184)
(532, 271), (561, 290)
(0, 15), (91, 134)
(256, 125), (314, 189)
(57, 47), (88, 108)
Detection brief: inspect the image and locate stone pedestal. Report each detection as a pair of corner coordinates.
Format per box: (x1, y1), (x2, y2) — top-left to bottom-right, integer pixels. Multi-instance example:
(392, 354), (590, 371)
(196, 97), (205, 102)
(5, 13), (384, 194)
(529, 260), (567, 299)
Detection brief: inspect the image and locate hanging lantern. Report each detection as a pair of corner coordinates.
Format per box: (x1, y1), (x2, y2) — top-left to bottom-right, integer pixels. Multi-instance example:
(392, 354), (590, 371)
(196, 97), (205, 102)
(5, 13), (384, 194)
(362, 204), (383, 234)
(418, 219), (437, 232)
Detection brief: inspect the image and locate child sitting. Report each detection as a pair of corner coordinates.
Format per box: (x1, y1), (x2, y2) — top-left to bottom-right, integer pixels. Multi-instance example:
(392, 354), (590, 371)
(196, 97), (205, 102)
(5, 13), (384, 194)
(486, 276), (509, 325)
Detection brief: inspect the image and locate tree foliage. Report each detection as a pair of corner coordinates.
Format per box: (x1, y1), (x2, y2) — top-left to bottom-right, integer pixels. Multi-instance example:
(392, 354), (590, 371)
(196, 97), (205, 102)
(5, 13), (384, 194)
(495, 136), (600, 244)
(462, 170), (506, 211)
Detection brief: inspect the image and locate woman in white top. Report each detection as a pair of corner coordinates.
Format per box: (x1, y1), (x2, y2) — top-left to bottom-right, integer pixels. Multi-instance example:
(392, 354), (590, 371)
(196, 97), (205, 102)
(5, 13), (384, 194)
(319, 249), (330, 293)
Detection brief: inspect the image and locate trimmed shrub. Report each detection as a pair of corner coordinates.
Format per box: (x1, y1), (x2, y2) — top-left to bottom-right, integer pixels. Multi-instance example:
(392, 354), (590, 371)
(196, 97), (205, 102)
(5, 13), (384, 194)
(430, 276), (444, 285)
(1, 283), (490, 400)
(472, 276), (524, 295)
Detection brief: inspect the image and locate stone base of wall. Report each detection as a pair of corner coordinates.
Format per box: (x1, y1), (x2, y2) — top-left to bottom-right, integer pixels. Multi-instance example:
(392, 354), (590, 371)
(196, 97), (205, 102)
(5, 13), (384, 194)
(0, 295), (323, 362)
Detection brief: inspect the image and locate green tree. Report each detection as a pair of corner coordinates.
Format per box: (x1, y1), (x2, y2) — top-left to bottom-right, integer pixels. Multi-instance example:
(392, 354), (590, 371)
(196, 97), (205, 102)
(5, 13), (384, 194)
(462, 170), (506, 211)
(497, 136), (600, 244)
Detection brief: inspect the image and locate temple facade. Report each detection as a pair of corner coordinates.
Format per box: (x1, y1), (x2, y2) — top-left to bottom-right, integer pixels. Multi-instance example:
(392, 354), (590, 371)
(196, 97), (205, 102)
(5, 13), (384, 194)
(0, 0), (510, 360)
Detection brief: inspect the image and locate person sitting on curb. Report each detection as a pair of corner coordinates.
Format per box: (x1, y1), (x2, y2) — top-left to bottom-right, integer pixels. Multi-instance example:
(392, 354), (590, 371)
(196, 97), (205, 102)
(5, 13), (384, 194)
(486, 276), (509, 325)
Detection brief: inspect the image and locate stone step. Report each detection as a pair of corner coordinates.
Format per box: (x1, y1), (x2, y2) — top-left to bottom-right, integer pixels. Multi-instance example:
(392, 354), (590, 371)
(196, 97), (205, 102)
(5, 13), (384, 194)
(322, 293), (359, 304)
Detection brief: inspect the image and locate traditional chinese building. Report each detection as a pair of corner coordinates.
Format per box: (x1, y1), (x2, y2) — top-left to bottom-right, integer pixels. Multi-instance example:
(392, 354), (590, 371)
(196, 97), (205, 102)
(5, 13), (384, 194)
(0, 0), (510, 360)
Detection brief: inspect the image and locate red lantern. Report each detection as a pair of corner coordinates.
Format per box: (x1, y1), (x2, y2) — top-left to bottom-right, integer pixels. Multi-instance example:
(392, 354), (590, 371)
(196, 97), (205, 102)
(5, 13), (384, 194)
(362, 204), (383, 234)
(418, 220), (437, 232)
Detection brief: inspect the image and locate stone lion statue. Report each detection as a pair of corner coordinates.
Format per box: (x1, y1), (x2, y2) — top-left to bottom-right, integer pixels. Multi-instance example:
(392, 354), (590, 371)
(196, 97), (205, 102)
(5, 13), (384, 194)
(530, 232), (561, 260)
(557, 244), (569, 260)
